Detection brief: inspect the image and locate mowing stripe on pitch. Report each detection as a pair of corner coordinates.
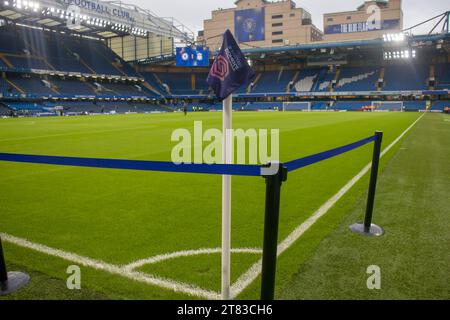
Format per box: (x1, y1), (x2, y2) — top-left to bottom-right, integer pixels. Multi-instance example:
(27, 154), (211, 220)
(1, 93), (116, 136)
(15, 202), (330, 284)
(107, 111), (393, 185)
(230, 113), (425, 298)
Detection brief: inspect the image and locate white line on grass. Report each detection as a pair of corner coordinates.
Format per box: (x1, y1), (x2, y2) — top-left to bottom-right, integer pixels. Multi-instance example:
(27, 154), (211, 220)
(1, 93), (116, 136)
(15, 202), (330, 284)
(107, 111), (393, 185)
(1, 114), (425, 299)
(229, 113), (426, 298)
(0, 232), (220, 300)
(124, 248), (262, 272)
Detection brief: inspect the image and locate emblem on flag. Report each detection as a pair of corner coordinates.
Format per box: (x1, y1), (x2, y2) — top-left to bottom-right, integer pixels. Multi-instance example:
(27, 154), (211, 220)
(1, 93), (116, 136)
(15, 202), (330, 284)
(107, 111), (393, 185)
(207, 30), (255, 101)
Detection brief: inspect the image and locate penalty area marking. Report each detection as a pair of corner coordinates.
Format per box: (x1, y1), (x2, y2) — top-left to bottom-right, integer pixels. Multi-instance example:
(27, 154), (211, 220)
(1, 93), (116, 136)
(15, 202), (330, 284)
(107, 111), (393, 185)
(0, 113), (425, 299)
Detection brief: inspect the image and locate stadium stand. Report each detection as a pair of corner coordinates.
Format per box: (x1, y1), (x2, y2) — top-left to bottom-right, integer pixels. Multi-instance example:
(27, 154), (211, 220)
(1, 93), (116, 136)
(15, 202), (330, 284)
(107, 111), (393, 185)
(49, 78), (96, 96)
(100, 81), (146, 97)
(0, 26), (139, 77)
(315, 68), (335, 92)
(382, 63), (429, 91)
(0, 103), (12, 115)
(403, 101), (426, 111)
(4, 101), (46, 112)
(0, 15), (448, 116)
(252, 70), (296, 93)
(430, 100), (450, 111)
(294, 69), (321, 92)
(335, 67), (379, 91)
(7, 75), (56, 96)
(156, 72), (197, 95)
(434, 63), (450, 89)
(333, 101), (368, 111)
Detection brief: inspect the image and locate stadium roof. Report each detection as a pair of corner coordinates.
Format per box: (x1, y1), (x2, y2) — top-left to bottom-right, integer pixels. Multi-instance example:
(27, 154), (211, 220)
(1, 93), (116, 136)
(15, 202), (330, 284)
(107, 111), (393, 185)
(0, 0), (194, 41)
(241, 33), (450, 55)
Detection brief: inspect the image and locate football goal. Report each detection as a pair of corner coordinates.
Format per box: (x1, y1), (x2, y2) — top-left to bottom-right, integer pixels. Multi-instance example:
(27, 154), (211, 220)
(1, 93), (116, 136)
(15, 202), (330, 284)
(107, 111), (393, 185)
(371, 101), (404, 112)
(282, 102), (311, 112)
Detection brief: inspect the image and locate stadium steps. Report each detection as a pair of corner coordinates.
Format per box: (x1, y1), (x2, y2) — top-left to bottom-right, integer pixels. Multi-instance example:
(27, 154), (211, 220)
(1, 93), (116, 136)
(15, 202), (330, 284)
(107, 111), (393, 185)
(63, 44), (97, 74)
(22, 35), (56, 71)
(98, 83), (119, 96)
(288, 71), (299, 92)
(377, 67), (385, 91)
(0, 54), (13, 68)
(85, 81), (102, 95)
(42, 79), (60, 95)
(5, 78), (25, 94)
(0, 102), (13, 115)
(330, 68), (341, 92)
(153, 74), (171, 95)
(92, 46), (127, 77)
(249, 73), (262, 93)
(429, 64), (435, 89)
(141, 81), (164, 97)
(4, 53), (53, 70)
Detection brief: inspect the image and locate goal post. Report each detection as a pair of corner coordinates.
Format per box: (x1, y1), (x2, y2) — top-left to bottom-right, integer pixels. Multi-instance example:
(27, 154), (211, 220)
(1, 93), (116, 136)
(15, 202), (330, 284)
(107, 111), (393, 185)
(371, 101), (404, 112)
(282, 101), (311, 112)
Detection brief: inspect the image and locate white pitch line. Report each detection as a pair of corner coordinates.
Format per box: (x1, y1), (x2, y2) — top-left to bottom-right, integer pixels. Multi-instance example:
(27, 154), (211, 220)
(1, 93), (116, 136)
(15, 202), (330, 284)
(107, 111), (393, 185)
(0, 232), (220, 300)
(230, 113), (426, 298)
(124, 248), (262, 272)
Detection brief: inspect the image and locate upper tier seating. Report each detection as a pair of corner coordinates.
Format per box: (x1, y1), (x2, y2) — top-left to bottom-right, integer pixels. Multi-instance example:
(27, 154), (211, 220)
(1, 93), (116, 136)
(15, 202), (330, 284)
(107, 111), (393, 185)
(335, 67), (378, 91)
(434, 63), (450, 90)
(0, 26), (139, 77)
(382, 64), (429, 91)
(156, 73), (196, 95)
(0, 78), (21, 96)
(252, 70), (296, 93)
(294, 69), (323, 92)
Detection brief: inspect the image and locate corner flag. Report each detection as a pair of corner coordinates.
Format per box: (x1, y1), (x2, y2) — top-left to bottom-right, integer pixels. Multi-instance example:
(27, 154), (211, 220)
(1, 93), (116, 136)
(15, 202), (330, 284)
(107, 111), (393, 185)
(207, 30), (255, 300)
(207, 30), (255, 101)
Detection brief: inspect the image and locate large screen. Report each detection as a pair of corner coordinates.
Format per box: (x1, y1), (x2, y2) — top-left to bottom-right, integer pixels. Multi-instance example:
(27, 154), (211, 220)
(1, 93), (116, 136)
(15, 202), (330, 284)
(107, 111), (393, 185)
(234, 8), (265, 43)
(176, 47), (210, 67)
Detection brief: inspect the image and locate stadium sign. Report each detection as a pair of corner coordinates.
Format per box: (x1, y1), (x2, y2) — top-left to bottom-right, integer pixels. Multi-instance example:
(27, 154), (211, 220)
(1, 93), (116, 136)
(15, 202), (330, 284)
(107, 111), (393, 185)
(325, 19), (400, 34)
(60, 0), (134, 22)
(5, 0), (194, 40)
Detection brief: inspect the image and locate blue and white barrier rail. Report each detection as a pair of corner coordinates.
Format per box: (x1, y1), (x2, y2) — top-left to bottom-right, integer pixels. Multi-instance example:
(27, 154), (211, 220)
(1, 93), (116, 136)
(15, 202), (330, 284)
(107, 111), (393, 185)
(0, 134), (378, 176)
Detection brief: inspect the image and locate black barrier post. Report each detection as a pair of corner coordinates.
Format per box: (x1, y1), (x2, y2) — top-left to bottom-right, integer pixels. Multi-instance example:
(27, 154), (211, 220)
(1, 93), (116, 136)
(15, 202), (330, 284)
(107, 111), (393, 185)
(0, 238), (7, 282)
(0, 236), (30, 296)
(260, 164), (288, 300)
(350, 131), (385, 237)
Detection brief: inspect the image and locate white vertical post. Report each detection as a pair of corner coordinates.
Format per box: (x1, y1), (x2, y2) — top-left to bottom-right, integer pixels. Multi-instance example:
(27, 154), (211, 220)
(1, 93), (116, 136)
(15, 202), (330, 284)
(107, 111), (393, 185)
(222, 94), (232, 300)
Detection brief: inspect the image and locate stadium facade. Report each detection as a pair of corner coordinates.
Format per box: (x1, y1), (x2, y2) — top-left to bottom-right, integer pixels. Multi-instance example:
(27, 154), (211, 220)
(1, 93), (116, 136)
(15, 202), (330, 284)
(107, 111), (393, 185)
(323, 0), (403, 42)
(198, 0), (323, 51)
(0, 0), (449, 116)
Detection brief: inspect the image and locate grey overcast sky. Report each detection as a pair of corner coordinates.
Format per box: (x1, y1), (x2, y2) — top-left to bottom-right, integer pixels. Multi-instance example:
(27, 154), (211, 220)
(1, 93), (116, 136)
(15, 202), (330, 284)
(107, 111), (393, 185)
(125, 0), (449, 36)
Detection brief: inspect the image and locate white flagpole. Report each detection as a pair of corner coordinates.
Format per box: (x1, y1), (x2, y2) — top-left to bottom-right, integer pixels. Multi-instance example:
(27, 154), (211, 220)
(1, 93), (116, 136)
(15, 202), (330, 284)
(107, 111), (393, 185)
(221, 94), (232, 300)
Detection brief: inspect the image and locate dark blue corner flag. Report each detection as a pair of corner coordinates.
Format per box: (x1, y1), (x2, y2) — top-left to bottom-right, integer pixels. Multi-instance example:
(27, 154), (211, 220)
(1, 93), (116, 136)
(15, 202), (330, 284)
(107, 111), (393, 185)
(207, 30), (256, 101)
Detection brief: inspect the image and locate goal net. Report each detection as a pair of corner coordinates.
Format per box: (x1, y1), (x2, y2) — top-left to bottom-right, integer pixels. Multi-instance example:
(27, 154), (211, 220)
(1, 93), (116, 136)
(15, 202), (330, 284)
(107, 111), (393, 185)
(282, 102), (311, 112)
(371, 101), (404, 112)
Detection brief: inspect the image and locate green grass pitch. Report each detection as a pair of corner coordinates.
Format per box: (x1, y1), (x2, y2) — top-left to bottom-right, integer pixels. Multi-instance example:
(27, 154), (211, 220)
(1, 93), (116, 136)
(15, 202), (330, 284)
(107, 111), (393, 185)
(0, 111), (448, 299)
